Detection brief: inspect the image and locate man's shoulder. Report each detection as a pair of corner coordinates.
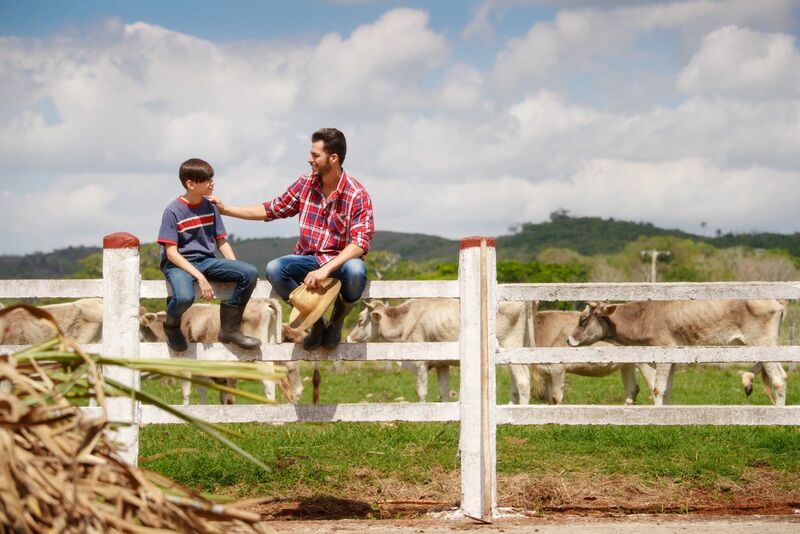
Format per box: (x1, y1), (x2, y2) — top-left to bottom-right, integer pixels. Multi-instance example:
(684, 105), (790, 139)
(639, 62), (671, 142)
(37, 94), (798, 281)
(342, 173), (371, 199)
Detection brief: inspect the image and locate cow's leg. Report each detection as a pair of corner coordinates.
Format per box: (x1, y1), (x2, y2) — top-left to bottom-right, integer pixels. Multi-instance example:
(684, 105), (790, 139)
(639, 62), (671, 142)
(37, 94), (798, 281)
(620, 364), (639, 405)
(637, 363), (657, 402)
(181, 377), (192, 406)
(550, 366), (566, 405)
(436, 365), (450, 402)
(761, 362), (788, 406)
(287, 361), (304, 403)
(509, 364), (531, 405)
(651, 363), (674, 405)
(197, 383), (208, 405)
(415, 362), (429, 402)
(260, 361), (277, 401)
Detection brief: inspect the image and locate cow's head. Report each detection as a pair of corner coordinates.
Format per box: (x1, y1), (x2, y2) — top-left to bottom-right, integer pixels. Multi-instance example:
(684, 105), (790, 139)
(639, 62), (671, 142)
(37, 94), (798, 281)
(346, 300), (388, 343)
(139, 309), (167, 342)
(566, 301), (616, 347)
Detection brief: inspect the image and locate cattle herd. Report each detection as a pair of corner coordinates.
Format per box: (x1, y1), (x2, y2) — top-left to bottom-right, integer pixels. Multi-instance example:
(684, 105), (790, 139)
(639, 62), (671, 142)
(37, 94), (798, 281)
(0, 296), (791, 406)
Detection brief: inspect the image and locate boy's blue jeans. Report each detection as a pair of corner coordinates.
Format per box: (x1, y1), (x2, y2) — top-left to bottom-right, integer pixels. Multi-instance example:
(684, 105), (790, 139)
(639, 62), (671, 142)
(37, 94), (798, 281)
(163, 256), (258, 319)
(266, 255), (367, 304)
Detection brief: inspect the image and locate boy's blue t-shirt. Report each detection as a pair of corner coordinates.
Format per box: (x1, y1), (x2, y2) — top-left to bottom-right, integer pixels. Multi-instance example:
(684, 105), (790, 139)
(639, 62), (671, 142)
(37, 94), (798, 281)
(157, 197), (227, 269)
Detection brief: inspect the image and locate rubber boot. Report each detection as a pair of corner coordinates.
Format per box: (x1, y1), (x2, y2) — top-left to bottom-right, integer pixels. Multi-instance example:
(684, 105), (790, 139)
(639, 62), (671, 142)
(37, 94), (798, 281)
(218, 303), (262, 349)
(322, 296), (355, 350)
(163, 314), (187, 352)
(302, 318), (326, 351)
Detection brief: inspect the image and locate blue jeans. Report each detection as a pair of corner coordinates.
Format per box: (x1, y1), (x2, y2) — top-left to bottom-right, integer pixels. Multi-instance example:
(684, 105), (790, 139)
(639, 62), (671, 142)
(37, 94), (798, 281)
(266, 254), (367, 304)
(163, 256), (258, 319)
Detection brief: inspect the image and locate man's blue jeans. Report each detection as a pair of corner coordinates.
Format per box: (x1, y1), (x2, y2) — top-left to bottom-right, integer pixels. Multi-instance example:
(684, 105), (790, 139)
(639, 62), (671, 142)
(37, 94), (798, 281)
(163, 256), (258, 319)
(266, 255), (367, 304)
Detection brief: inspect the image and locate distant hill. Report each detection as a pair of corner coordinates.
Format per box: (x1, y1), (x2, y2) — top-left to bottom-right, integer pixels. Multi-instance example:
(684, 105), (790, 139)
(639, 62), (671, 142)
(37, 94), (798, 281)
(0, 246), (101, 279)
(2, 214), (799, 278)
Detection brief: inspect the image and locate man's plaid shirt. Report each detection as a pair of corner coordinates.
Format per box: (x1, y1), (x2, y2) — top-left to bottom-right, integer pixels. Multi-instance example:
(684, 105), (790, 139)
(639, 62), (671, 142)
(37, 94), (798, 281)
(262, 171), (374, 265)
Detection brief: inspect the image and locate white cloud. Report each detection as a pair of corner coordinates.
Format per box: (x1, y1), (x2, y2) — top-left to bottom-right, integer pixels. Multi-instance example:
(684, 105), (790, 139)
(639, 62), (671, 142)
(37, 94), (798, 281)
(677, 26), (800, 98)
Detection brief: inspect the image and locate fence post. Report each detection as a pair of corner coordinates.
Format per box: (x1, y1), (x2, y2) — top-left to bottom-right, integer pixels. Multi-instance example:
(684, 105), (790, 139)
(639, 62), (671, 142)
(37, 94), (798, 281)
(102, 232), (142, 465)
(459, 236), (497, 521)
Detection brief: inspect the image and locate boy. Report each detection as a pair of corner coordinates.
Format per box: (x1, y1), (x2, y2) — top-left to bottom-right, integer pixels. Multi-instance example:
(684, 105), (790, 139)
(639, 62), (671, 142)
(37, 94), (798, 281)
(157, 158), (261, 351)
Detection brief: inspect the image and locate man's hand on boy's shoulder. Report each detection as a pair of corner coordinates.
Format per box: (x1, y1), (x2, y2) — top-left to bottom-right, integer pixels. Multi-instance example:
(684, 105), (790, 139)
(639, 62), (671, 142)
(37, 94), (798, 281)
(206, 195), (224, 211)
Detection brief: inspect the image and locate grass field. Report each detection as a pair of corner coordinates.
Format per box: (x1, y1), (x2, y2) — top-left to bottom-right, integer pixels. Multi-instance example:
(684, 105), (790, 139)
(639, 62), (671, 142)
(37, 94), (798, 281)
(139, 362), (800, 516)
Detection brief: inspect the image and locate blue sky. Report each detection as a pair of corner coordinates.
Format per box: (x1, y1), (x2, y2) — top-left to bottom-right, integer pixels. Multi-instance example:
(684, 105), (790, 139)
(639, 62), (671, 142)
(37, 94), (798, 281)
(1, 1), (799, 254)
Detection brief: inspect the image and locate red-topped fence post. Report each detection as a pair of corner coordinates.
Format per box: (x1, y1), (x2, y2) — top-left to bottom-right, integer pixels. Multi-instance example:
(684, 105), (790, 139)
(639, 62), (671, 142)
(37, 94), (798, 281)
(459, 236), (497, 521)
(102, 232), (142, 464)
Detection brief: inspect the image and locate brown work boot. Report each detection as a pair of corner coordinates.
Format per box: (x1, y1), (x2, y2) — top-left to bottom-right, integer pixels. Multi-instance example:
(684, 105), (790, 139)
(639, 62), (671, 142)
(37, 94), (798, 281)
(163, 314), (187, 352)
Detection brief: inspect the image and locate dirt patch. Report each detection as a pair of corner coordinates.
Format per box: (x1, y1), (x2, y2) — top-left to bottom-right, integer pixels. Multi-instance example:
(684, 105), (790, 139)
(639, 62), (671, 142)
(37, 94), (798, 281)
(241, 468), (800, 521)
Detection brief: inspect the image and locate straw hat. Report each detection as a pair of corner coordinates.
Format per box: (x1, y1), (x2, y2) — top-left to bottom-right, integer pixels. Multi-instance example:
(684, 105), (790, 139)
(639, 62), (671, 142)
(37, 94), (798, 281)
(287, 278), (341, 333)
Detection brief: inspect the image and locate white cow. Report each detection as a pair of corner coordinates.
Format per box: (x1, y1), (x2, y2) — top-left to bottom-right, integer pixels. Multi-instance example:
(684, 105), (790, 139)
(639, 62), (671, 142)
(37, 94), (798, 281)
(567, 300), (788, 406)
(347, 299), (534, 402)
(139, 299), (302, 405)
(0, 298), (103, 344)
(514, 310), (647, 405)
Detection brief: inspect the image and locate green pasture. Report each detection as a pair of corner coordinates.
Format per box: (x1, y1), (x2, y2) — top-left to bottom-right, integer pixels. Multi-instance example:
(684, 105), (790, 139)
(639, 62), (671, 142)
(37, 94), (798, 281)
(139, 363), (800, 500)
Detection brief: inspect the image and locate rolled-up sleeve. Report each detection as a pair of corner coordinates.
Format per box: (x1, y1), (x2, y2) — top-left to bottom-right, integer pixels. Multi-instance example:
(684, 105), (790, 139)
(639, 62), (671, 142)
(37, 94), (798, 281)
(263, 177), (304, 222)
(350, 192), (374, 253)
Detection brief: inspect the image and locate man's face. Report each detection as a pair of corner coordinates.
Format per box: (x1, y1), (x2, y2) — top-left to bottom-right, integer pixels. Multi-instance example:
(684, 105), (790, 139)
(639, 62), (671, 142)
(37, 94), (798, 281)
(308, 140), (335, 176)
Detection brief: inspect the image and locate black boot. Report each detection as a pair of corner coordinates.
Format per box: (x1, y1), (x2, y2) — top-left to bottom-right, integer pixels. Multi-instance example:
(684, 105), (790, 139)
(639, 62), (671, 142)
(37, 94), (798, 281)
(218, 303), (262, 349)
(322, 296), (354, 350)
(163, 314), (187, 352)
(302, 318), (326, 351)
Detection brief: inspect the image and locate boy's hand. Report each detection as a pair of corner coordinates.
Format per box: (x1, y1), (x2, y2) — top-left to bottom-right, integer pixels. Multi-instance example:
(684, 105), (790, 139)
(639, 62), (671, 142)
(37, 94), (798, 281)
(206, 195), (225, 212)
(197, 275), (215, 300)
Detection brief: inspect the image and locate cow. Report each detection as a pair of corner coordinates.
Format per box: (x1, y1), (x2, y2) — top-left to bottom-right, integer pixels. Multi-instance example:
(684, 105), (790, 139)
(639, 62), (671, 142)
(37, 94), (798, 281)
(346, 299), (535, 403)
(566, 300), (788, 406)
(514, 310), (648, 405)
(0, 298), (103, 344)
(139, 300), (302, 405)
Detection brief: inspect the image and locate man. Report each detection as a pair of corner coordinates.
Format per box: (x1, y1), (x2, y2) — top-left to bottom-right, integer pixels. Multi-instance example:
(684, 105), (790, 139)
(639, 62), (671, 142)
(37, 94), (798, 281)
(209, 128), (374, 350)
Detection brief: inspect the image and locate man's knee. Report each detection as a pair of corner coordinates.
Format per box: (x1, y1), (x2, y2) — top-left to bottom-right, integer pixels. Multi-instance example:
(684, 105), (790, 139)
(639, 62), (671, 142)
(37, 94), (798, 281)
(265, 259), (283, 284)
(340, 259), (367, 302)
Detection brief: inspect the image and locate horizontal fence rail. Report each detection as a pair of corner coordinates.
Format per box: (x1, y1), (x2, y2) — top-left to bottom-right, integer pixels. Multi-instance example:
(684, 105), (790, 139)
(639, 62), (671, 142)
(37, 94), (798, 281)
(140, 402), (459, 425)
(498, 346), (800, 365)
(498, 405), (800, 426)
(498, 281), (800, 301)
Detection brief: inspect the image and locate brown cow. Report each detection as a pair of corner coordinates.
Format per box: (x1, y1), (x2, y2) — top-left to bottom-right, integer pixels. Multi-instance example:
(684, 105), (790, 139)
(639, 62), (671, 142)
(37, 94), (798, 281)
(346, 299), (534, 402)
(0, 298), (103, 344)
(139, 300), (302, 405)
(518, 310), (647, 405)
(567, 300), (787, 406)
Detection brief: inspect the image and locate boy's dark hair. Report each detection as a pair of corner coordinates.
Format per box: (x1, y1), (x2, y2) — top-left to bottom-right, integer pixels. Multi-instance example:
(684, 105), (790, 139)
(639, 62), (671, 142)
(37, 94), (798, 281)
(179, 158), (214, 188)
(312, 128), (347, 165)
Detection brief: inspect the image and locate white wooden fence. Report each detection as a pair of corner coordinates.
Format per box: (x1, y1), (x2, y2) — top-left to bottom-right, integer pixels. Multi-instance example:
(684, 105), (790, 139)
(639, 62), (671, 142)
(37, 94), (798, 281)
(2, 232), (800, 522)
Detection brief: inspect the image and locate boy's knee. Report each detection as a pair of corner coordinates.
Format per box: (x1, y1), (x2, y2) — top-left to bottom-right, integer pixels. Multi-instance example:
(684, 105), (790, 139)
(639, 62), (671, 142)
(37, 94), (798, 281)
(241, 263), (258, 285)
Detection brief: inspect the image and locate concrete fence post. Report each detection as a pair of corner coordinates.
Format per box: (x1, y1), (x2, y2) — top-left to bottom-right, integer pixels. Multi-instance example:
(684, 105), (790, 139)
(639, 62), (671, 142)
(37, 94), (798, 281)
(459, 236), (497, 521)
(102, 232), (142, 465)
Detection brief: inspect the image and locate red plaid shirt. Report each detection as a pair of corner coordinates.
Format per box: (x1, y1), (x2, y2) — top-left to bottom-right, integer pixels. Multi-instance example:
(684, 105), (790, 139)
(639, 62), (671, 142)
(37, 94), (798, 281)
(263, 171), (374, 265)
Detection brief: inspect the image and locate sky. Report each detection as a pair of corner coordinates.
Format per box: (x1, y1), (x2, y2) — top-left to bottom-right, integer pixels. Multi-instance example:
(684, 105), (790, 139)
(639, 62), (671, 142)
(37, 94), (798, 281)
(1, 0), (799, 255)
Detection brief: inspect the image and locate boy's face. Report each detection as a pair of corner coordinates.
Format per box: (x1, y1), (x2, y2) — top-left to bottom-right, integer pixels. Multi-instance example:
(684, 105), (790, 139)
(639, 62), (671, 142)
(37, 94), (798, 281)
(187, 178), (214, 196)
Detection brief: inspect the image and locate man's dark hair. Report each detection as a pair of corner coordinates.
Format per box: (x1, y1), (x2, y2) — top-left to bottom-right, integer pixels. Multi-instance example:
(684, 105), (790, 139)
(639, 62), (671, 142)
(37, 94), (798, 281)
(179, 158), (214, 188)
(312, 128), (347, 165)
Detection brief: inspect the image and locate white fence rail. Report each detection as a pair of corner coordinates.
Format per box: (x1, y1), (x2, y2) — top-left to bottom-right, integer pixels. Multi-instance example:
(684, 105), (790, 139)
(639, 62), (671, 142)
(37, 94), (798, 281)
(1, 232), (799, 521)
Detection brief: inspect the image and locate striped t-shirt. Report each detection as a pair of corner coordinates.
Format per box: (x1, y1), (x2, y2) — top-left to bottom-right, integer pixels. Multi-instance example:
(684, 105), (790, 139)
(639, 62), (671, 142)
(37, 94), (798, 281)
(157, 196), (227, 269)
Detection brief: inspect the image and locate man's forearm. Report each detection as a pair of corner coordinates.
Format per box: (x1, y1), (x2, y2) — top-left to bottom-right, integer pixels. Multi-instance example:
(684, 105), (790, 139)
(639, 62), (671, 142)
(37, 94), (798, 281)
(322, 244), (365, 273)
(220, 204), (267, 220)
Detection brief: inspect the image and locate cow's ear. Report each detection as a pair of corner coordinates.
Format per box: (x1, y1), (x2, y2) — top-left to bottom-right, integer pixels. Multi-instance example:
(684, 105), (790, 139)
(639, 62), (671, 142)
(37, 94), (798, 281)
(142, 312), (156, 325)
(365, 301), (376, 310)
(602, 304), (617, 315)
(370, 310), (383, 323)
